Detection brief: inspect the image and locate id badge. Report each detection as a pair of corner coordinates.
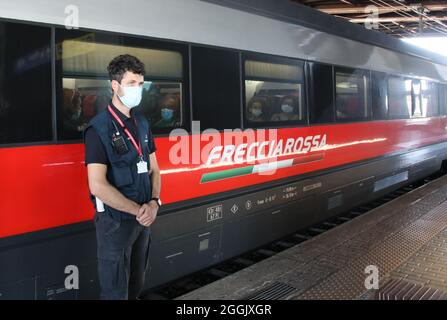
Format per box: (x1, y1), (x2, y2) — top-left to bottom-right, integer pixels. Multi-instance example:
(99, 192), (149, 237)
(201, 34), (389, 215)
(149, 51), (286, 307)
(137, 160), (148, 174)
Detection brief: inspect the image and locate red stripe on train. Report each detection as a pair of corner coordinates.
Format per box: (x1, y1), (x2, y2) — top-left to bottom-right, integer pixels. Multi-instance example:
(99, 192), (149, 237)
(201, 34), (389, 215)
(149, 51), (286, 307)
(1, 117), (446, 238)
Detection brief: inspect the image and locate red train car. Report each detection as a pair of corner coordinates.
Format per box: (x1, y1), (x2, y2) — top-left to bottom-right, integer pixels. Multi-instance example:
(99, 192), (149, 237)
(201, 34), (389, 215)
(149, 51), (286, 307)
(1, 0), (447, 299)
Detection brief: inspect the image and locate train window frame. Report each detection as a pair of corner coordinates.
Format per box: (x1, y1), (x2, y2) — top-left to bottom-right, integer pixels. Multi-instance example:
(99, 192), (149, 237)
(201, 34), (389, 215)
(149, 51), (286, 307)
(54, 28), (190, 141)
(242, 52), (307, 129)
(387, 76), (412, 120)
(0, 21), (53, 145)
(191, 45), (242, 132)
(440, 83), (447, 116)
(371, 71), (389, 121)
(334, 67), (372, 123)
(307, 61), (336, 125)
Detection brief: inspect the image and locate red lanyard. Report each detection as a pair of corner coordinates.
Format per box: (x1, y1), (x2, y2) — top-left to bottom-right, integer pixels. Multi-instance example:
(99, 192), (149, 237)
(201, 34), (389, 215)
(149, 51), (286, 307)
(108, 105), (143, 159)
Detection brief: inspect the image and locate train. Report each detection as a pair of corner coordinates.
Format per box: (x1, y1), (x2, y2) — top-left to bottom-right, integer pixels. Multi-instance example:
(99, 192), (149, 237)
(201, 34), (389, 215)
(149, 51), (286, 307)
(1, 0), (447, 299)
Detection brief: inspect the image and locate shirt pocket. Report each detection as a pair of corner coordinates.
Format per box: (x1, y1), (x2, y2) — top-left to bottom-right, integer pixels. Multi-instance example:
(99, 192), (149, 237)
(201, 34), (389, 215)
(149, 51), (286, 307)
(111, 160), (134, 187)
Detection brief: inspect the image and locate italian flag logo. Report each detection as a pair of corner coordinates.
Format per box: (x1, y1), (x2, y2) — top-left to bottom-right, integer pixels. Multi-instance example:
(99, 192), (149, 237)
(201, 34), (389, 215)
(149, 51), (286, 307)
(201, 153), (324, 183)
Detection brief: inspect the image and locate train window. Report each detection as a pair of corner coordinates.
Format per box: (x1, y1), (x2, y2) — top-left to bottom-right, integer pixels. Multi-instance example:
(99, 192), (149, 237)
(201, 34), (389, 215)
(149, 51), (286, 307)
(243, 58), (305, 127)
(411, 80), (423, 118)
(308, 63), (335, 124)
(421, 80), (439, 117)
(371, 71), (388, 120)
(0, 22), (52, 144)
(388, 77), (412, 119)
(335, 68), (370, 121)
(56, 30), (188, 140)
(191, 46), (241, 130)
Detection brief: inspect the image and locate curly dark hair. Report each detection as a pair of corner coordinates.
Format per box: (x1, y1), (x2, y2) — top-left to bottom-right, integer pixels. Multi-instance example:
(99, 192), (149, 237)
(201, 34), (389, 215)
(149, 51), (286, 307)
(107, 54), (145, 83)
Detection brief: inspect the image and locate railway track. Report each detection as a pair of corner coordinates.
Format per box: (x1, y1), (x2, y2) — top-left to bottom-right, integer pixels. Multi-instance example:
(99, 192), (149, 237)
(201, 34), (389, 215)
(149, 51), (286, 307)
(143, 171), (444, 300)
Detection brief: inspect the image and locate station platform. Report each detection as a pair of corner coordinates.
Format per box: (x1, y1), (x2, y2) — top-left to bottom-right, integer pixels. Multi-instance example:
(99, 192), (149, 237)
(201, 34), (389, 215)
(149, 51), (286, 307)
(178, 175), (447, 300)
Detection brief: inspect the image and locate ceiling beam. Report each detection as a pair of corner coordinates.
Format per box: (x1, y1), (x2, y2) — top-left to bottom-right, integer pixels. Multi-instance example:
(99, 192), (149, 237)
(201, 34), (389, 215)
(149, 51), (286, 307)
(315, 2), (447, 15)
(349, 15), (447, 23)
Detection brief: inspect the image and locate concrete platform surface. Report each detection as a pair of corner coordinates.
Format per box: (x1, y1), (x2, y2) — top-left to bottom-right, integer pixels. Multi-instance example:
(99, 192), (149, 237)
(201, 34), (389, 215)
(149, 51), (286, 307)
(178, 175), (447, 300)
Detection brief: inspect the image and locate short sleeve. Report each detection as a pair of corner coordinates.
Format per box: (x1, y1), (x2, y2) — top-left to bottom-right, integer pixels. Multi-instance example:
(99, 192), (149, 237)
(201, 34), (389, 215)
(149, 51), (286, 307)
(148, 128), (157, 154)
(84, 127), (109, 165)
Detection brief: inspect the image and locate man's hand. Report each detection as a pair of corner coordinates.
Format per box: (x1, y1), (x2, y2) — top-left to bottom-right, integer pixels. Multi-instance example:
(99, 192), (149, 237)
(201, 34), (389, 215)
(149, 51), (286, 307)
(136, 201), (158, 227)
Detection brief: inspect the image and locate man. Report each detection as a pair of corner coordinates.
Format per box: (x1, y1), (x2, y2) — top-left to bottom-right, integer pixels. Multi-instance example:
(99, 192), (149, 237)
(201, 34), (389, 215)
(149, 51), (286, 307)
(84, 54), (161, 300)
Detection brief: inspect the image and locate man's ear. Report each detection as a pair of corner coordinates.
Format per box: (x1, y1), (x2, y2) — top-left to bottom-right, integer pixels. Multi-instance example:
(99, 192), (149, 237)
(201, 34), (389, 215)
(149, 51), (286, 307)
(111, 80), (119, 94)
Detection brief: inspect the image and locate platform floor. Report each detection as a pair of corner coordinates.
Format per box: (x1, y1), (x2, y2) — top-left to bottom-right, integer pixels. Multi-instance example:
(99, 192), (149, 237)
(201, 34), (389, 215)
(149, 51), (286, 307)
(179, 175), (447, 300)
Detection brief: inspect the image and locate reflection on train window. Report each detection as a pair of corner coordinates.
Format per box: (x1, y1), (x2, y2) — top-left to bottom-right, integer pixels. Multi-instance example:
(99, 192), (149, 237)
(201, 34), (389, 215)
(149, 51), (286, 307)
(421, 80), (439, 117)
(60, 38), (183, 78)
(388, 77), (412, 119)
(335, 71), (369, 121)
(244, 59), (304, 125)
(57, 32), (185, 140)
(411, 80), (423, 118)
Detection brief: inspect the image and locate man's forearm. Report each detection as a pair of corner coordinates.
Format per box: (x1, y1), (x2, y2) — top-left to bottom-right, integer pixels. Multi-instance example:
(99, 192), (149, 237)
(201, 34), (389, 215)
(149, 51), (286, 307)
(93, 181), (140, 216)
(151, 170), (161, 199)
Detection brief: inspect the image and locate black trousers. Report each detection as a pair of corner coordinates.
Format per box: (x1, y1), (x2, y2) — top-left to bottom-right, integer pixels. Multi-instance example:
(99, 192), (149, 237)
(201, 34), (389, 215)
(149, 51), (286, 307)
(94, 211), (151, 300)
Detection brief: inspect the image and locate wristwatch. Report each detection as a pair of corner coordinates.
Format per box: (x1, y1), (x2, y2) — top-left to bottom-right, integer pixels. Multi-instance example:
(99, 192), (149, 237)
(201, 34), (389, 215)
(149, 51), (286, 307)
(150, 197), (162, 207)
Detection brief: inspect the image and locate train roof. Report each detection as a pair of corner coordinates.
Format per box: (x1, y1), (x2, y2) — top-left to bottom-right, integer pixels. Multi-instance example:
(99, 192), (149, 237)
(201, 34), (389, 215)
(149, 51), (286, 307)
(1, 0), (446, 82)
(204, 0), (447, 67)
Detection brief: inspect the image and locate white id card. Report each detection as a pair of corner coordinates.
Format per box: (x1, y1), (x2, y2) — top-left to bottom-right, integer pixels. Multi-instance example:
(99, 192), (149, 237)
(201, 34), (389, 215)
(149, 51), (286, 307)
(137, 160), (148, 174)
(95, 197), (105, 212)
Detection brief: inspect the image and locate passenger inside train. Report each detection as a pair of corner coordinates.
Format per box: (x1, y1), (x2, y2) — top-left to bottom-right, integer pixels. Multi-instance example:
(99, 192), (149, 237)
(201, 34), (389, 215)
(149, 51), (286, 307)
(61, 79), (183, 140)
(62, 89), (88, 139)
(140, 83), (182, 129)
(270, 95), (301, 121)
(154, 93), (181, 127)
(246, 97), (266, 122)
(245, 80), (302, 124)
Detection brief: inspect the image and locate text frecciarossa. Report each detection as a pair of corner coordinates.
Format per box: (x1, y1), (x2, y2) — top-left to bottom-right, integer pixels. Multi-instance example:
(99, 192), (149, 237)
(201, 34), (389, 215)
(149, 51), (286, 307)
(206, 134), (327, 166)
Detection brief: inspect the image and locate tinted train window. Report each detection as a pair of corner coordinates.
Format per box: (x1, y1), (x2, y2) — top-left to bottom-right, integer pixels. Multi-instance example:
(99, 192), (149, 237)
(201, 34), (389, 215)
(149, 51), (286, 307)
(191, 46), (241, 130)
(421, 80), (439, 117)
(243, 57), (305, 127)
(335, 68), (370, 121)
(371, 71), (388, 120)
(56, 30), (188, 140)
(308, 63), (335, 124)
(411, 80), (423, 118)
(0, 22), (52, 144)
(388, 77), (412, 119)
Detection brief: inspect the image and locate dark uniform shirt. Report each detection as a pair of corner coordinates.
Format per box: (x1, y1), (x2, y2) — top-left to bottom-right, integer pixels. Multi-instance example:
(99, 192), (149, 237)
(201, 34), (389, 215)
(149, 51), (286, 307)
(85, 103), (156, 165)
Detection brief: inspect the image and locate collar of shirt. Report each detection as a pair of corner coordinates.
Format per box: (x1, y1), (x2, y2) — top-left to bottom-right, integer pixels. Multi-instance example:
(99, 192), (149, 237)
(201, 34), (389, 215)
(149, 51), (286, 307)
(109, 101), (135, 124)
(109, 101), (140, 144)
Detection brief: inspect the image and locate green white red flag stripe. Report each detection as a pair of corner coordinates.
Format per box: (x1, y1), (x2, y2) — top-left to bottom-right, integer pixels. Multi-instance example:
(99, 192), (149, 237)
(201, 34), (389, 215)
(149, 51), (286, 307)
(201, 153), (324, 183)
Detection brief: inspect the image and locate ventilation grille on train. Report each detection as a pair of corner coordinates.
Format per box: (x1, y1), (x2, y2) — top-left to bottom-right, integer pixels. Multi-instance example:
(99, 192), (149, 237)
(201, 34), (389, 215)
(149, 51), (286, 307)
(241, 282), (297, 300)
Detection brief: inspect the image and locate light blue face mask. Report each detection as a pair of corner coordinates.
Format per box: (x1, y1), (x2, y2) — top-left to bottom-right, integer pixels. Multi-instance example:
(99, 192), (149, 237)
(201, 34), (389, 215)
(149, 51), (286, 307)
(251, 109), (262, 117)
(161, 108), (174, 121)
(117, 83), (143, 109)
(281, 104), (294, 113)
